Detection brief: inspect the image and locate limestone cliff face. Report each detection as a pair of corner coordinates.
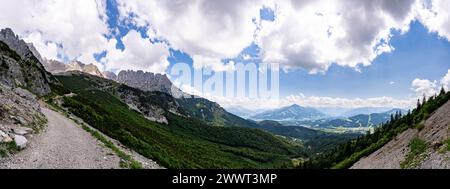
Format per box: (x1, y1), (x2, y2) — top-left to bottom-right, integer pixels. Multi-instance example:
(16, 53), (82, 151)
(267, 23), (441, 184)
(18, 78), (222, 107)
(42, 60), (105, 78)
(351, 100), (450, 169)
(0, 28), (52, 96)
(116, 70), (177, 95)
(102, 71), (117, 81)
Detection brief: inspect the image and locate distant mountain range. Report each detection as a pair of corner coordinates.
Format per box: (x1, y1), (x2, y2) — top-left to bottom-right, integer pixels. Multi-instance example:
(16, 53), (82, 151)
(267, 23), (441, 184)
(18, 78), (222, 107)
(339, 107), (398, 117)
(251, 104), (327, 121)
(283, 108), (406, 131)
(225, 106), (266, 119)
(242, 101), (406, 132)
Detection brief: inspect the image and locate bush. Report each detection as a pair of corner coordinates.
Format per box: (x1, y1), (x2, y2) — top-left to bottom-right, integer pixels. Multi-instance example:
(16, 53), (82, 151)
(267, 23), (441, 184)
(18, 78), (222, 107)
(446, 138), (450, 152)
(415, 123), (425, 131)
(400, 138), (428, 169)
(0, 142), (17, 157)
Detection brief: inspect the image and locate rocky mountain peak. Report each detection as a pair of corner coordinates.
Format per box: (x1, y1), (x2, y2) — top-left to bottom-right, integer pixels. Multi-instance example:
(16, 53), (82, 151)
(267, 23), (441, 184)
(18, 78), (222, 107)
(0, 28), (52, 96)
(102, 71), (117, 81)
(42, 59), (104, 78)
(26, 43), (44, 63)
(0, 28), (39, 62)
(66, 61), (84, 71)
(116, 70), (175, 95)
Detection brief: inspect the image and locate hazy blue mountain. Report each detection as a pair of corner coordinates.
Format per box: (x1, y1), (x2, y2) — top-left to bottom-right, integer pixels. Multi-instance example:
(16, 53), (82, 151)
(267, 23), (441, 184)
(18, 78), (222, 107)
(251, 104), (326, 121)
(318, 109), (405, 128)
(225, 106), (266, 119)
(290, 108), (406, 129)
(315, 107), (353, 117)
(340, 107), (395, 117)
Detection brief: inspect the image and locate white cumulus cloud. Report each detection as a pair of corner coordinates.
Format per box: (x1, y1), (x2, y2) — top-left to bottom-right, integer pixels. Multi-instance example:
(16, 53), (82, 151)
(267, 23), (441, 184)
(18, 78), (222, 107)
(202, 94), (416, 110)
(258, 0), (416, 73)
(417, 0), (450, 41)
(116, 0), (264, 71)
(440, 69), (450, 91)
(102, 30), (170, 73)
(0, 0), (110, 65)
(411, 78), (438, 97)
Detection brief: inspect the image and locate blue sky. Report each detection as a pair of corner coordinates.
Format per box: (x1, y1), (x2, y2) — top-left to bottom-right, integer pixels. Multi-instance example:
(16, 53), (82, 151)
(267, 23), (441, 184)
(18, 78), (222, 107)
(280, 21), (450, 99)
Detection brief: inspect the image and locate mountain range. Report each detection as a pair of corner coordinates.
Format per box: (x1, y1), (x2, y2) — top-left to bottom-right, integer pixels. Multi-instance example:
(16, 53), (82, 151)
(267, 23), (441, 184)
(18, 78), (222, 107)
(251, 104), (327, 121)
(280, 108), (405, 134)
(339, 107), (400, 117)
(225, 106), (266, 119)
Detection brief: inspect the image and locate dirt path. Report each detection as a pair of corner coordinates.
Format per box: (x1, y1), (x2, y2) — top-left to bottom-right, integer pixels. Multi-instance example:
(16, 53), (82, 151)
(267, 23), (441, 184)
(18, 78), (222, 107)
(0, 107), (121, 169)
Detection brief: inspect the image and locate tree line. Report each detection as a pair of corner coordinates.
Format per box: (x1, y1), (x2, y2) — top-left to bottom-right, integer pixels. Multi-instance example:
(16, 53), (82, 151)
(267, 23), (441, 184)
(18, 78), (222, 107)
(297, 87), (450, 169)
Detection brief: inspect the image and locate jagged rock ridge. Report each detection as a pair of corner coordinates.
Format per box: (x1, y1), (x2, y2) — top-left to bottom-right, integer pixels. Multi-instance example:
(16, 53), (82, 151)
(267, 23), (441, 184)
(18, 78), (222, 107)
(42, 59), (105, 78)
(0, 28), (52, 96)
(115, 70), (174, 95)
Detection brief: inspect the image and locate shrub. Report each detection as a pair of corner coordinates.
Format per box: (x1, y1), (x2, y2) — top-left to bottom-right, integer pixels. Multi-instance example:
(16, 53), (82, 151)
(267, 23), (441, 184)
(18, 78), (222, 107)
(415, 123), (425, 131)
(400, 138), (428, 169)
(446, 138), (450, 152)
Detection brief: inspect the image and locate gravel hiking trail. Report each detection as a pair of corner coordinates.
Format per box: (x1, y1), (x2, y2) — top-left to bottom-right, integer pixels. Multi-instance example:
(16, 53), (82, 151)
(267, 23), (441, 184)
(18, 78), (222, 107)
(0, 107), (121, 169)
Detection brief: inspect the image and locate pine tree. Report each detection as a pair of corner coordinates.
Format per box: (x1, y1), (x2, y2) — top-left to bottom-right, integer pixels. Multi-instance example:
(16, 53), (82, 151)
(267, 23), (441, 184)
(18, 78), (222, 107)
(440, 86), (446, 96)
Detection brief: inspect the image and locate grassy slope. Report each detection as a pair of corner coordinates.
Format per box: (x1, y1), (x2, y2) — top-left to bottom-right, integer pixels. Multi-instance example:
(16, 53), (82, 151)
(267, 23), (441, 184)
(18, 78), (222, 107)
(54, 75), (303, 169)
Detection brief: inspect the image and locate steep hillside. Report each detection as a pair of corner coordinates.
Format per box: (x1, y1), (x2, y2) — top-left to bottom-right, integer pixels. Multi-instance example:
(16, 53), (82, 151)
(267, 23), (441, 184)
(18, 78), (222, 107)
(0, 84), (47, 156)
(298, 89), (450, 169)
(352, 100), (450, 169)
(51, 72), (304, 168)
(0, 28), (54, 96)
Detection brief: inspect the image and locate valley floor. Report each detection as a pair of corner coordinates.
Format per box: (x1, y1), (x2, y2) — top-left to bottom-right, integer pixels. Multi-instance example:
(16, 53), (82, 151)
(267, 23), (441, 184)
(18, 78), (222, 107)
(0, 107), (160, 169)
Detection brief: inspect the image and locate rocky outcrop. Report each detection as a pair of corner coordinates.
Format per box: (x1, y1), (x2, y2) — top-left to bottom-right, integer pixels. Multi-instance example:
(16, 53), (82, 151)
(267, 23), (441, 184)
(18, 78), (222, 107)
(102, 71), (117, 81)
(42, 59), (67, 73)
(116, 84), (186, 124)
(59, 71), (186, 124)
(351, 100), (450, 169)
(26, 43), (44, 64)
(66, 61), (104, 78)
(116, 70), (178, 95)
(0, 83), (47, 154)
(0, 84), (46, 129)
(42, 59), (105, 78)
(0, 28), (52, 96)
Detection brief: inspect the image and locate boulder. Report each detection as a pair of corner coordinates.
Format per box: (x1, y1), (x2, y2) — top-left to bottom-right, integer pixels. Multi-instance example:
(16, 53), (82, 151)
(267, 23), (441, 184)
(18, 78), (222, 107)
(12, 127), (33, 135)
(13, 135), (27, 149)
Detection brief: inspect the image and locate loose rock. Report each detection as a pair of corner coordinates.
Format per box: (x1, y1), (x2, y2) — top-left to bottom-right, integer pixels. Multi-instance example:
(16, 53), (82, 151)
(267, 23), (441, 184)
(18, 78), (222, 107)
(13, 135), (27, 149)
